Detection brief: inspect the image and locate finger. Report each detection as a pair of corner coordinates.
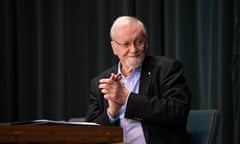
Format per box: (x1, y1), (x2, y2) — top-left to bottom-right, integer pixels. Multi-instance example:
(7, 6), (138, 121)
(110, 73), (114, 80)
(99, 78), (113, 84)
(104, 94), (110, 100)
(101, 89), (106, 94)
(110, 73), (121, 81)
(99, 83), (113, 90)
(116, 74), (121, 80)
(102, 88), (111, 93)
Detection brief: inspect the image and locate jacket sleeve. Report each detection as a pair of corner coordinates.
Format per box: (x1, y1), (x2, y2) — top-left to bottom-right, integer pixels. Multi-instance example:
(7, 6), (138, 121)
(85, 73), (119, 126)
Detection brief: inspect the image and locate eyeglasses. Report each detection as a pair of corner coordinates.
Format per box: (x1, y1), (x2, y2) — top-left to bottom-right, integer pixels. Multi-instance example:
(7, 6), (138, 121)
(113, 38), (146, 49)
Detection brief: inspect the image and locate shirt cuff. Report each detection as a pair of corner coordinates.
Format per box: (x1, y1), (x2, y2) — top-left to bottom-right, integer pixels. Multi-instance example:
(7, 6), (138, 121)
(107, 111), (119, 124)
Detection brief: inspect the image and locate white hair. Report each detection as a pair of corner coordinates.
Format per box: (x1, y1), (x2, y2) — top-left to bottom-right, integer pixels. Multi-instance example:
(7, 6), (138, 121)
(110, 16), (147, 40)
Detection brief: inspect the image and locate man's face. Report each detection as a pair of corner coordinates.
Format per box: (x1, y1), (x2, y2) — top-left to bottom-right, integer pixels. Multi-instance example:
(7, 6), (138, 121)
(111, 22), (147, 71)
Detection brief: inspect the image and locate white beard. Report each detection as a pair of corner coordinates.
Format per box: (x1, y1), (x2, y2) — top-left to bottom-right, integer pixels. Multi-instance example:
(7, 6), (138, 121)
(126, 57), (143, 70)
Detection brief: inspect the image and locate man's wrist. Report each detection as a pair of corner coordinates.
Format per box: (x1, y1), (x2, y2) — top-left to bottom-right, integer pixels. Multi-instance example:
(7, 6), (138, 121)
(107, 108), (118, 118)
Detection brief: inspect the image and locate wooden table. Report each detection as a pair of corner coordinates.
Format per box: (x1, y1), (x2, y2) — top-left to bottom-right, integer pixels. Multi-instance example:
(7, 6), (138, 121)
(0, 125), (123, 144)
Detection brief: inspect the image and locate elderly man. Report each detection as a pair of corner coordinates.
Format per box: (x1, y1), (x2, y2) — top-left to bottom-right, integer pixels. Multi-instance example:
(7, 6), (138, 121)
(86, 16), (191, 144)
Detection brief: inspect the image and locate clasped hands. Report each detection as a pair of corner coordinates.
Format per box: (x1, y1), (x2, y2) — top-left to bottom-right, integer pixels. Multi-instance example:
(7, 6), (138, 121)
(99, 73), (129, 117)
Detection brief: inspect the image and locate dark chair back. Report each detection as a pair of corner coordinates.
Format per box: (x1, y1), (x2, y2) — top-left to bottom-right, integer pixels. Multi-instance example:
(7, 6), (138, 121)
(187, 110), (220, 144)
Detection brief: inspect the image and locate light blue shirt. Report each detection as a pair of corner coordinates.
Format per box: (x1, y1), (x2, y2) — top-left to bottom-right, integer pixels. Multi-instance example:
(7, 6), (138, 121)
(107, 63), (146, 144)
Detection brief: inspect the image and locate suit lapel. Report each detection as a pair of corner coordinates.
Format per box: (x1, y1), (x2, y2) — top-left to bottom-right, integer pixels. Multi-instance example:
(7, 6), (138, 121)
(139, 56), (154, 95)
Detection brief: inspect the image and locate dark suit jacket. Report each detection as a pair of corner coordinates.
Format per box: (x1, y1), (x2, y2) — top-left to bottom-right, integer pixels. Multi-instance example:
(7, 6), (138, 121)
(86, 56), (191, 144)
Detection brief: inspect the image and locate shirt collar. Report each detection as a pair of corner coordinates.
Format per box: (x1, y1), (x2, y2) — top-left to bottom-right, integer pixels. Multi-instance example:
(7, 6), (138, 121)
(117, 62), (142, 79)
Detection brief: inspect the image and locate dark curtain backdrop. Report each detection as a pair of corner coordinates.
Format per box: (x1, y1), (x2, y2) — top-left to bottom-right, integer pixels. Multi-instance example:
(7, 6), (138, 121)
(0, 0), (239, 144)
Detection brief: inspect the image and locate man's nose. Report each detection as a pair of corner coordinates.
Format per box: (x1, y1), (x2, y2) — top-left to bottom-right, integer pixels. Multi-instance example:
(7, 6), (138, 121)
(129, 43), (138, 52)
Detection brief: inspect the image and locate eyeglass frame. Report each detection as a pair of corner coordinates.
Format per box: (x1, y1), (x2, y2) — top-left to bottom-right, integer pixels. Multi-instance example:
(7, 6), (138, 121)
(112, 38), (147, 49)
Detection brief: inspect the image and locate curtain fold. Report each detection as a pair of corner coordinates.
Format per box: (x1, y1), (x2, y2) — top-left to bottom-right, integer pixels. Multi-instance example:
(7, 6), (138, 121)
(0, 0), (238, 144)
(233, 0), (240, 144)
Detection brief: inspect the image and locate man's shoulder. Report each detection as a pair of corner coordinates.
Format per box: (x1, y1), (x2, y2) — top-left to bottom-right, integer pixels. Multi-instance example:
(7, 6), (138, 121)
(145, 55), (179, 65)
(91, 64), (118, 81)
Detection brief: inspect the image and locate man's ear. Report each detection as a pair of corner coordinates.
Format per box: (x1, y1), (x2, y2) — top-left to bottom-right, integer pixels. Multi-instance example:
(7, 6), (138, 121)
(111, 41), (118, 56)
(145, 41), (149, 49)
